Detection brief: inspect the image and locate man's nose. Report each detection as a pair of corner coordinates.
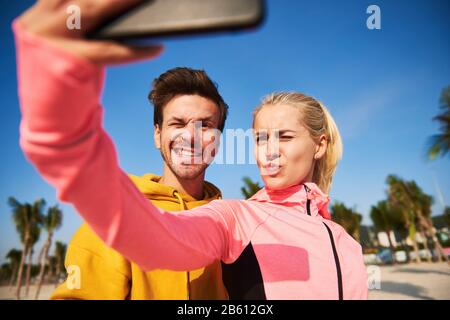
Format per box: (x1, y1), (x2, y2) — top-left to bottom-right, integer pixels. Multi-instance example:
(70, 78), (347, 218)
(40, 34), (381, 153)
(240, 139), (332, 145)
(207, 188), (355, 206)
(180, 121), (202, 146)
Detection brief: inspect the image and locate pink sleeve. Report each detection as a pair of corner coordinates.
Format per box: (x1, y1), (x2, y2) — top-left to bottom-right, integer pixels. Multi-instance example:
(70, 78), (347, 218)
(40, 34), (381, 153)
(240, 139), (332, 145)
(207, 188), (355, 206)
(13, 20), (241, 272)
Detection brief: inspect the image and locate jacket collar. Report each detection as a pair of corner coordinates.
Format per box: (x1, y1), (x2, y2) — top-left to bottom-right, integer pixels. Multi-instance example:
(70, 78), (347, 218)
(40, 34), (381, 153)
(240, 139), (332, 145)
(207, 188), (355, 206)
(249, 182), (331, 220)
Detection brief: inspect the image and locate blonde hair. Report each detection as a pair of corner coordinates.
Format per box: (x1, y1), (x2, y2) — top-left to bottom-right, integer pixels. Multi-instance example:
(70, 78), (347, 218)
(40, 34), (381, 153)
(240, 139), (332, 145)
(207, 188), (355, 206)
(253, 92), (343, 193)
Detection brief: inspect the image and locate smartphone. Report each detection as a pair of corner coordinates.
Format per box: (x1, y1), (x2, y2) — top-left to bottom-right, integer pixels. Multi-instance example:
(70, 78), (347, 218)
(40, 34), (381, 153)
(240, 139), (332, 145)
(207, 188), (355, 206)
(89, 0), (265, 41)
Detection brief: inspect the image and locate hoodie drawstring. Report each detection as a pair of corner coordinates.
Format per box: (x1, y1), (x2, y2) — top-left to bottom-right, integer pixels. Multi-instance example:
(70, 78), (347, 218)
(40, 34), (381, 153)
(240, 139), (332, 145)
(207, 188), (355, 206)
(174, 191), (187, 210)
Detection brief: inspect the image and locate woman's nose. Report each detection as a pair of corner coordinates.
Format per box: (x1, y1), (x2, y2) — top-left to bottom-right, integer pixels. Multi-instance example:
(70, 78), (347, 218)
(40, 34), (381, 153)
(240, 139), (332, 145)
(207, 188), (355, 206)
(265, 152), (279, 162)
(265, 139), (280, 161)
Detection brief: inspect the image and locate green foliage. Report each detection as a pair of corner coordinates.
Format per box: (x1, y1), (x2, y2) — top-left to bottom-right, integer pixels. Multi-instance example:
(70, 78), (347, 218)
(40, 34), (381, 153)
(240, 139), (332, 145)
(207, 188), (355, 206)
(331, 201), (362, 241)
(241, 176), (261, 199)
(428, 85), (450, 160)
(43, 205), (63, 233)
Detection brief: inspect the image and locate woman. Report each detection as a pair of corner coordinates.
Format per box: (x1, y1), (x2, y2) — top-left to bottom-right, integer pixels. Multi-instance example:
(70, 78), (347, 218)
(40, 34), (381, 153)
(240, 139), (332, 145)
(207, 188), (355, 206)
(14, 5), (367, 299)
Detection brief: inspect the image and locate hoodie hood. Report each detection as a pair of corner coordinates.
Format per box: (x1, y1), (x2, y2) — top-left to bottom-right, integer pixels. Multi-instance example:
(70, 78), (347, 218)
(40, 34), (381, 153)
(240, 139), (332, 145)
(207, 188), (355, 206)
(248, 182), (331, 220)
(128, 173), (221, 210)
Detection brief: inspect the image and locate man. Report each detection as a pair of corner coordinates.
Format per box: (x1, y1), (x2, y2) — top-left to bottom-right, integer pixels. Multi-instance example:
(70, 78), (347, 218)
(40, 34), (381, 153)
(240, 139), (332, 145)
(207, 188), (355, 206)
(15, 1), (228, 300)
(50, 67), (229, 299)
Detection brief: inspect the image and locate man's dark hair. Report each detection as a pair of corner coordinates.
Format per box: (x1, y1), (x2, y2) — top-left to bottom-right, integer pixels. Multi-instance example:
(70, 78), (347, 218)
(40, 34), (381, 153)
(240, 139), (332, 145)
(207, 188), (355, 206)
(148, 67), (228, 132)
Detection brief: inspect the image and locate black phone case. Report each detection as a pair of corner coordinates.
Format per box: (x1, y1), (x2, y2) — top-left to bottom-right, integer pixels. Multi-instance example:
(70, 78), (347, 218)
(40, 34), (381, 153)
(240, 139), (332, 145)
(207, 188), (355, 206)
(89, 0), (265, 41)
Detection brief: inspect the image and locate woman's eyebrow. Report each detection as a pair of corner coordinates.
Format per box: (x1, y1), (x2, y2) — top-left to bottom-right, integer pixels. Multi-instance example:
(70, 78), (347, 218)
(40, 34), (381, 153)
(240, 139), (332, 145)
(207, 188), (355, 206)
(254, 130), (268, 135)
(278, 129), (297, 134)
(254, 129), (296, 135)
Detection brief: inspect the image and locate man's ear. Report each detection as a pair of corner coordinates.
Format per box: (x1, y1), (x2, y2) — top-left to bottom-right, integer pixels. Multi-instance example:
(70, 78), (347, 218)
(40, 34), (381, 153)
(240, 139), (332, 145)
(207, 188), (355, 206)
(154, 124), (161, 150)
(314, 134), (328, 160)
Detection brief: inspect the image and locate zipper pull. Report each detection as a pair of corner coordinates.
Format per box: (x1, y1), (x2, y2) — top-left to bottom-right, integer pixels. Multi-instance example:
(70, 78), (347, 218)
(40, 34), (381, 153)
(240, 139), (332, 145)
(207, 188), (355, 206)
(303, 184), (312, 216)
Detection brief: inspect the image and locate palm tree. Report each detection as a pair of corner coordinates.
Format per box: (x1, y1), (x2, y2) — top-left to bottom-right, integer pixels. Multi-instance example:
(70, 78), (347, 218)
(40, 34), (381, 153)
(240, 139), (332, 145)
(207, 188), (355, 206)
(5, 249), (22, 288)
(386, 175), (421, 263)
(241, 176), (261, 199)
(407, 180), (448, 262)
(370, 201), (398, 264)
(9, 197), (45, 299)
(46, 256), (57, 284)
(386, 175), (449, 263)
(330, 201), (363, 242)
(35, 205), (63, 299)
(428, 85), (450, 160)
(412, 185), (434, 262)
(24, 222), (41, 297)
(54, 241), (67, 285)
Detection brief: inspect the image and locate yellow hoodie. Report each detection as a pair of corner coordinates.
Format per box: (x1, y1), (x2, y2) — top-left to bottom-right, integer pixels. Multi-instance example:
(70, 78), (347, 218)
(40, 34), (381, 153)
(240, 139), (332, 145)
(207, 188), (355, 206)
(51, 174), (228, 300)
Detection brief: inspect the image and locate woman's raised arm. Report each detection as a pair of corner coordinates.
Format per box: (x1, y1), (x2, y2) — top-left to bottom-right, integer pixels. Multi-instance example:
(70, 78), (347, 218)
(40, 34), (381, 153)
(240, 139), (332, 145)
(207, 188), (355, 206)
(14, 18), (237, 272)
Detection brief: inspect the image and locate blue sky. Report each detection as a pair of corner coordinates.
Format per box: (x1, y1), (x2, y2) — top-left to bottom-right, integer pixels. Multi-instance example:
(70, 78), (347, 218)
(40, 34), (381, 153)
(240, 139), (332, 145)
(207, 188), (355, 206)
(1, 0), (449, 264)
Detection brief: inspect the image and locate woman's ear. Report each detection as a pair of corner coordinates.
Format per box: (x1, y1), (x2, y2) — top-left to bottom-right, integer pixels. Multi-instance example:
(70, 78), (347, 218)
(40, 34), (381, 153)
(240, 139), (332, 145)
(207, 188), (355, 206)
(314, 134), (328, 160)
(154, 125), (161, 150)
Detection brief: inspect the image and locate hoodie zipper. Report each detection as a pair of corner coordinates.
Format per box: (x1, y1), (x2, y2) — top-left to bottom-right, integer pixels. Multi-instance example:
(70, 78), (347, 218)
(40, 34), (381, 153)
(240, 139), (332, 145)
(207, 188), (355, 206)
(322, 222), (343, 300)
(304, 185), (343, 300)
(303, 185), (312, 216)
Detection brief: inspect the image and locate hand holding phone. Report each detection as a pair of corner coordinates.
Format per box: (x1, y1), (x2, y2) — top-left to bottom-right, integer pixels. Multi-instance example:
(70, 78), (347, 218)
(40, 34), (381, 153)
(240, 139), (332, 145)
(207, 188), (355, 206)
(16, 0), (163, 65)
(16, 0), (264, 64)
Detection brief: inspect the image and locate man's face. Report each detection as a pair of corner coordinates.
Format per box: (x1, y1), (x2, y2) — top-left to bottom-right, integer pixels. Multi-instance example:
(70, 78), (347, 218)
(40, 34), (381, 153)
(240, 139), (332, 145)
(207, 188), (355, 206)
(154, 94), (221, 180)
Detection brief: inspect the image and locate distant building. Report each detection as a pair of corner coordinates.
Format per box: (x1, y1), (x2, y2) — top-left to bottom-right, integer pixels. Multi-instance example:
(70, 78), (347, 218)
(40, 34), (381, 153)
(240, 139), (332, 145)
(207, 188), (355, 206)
(377, 231), (398, 247)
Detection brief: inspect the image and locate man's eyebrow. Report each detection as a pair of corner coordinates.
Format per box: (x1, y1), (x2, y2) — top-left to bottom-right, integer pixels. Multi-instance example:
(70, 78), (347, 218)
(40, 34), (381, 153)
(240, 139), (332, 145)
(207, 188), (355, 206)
(196, 116), (215, 122)
(168, 116), (216, 123)
(168, 117), (186, 122)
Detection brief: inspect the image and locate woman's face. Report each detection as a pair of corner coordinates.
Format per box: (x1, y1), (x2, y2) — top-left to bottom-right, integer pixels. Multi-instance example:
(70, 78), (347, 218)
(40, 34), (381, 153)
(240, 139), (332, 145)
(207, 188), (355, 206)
(253, 104), (326, 190)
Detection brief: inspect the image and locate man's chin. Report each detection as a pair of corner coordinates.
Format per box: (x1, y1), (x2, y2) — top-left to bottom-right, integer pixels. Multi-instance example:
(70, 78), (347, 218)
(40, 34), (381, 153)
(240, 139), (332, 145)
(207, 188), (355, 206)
(171, 164), (206, 180)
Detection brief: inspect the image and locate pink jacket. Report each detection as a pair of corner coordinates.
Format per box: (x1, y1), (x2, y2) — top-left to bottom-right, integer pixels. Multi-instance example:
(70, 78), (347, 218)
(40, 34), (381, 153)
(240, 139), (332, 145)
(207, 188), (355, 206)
(14, 21), (368, 300)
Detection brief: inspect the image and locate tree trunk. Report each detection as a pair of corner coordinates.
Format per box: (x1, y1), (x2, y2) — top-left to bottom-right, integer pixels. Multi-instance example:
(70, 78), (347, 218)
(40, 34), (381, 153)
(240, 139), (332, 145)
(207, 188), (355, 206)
(401, 223), (415, 264)
(37, 246), (44, 271)
(385, 228), (397, 264)
(25, 248), (34, 297)
(411, 237), (421, 263)
(35, 233), (52, 300)
(15, 243), (29, 300)
(419, 230), (432, 262)
(431, 234), (448, 263)
(9, 265), (18, 290)
(402, 239), (411, 263)
(54, 256), (62, 286)
(417, 219), (433, 263)
(424, 217), (448, 263)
